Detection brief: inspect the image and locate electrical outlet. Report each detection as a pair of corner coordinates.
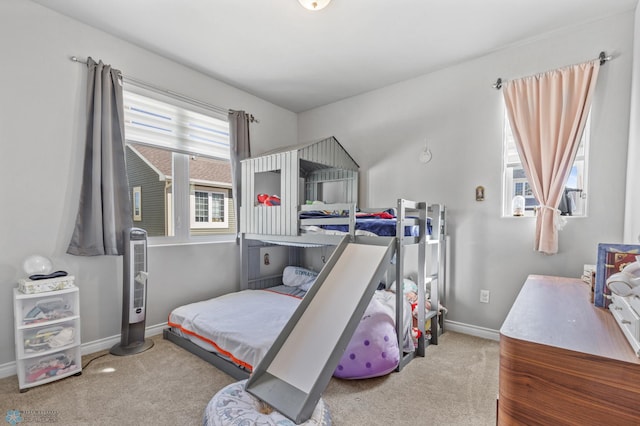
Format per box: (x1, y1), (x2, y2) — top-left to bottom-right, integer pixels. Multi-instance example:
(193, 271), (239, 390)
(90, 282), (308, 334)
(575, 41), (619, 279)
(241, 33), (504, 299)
(480, 289), (490, 304)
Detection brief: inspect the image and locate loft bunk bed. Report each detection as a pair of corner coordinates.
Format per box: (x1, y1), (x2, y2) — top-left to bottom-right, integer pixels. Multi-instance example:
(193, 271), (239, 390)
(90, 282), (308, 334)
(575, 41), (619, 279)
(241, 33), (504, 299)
(163, 136), (448, 381)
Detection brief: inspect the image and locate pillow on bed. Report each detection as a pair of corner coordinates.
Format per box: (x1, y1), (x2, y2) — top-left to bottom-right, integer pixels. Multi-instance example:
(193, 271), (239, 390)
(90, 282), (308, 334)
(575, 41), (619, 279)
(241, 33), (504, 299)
(283, 266), (318, 291)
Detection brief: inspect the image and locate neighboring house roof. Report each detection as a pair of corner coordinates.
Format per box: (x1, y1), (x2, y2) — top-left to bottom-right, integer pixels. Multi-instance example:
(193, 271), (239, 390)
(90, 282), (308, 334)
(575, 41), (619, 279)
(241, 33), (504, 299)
(129, 144), (231, 185)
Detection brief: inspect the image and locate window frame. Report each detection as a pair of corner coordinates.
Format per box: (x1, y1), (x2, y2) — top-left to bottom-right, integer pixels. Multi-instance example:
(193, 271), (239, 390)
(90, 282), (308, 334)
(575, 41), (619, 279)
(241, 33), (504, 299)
(123, 82), (234, 246)
(501, 107), (590, 218)
(190, 188), (230, 229)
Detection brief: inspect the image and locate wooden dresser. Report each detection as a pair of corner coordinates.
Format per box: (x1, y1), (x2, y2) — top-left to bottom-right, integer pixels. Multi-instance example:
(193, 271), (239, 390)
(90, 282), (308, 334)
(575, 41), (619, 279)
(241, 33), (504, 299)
(498, 275), (640, 425)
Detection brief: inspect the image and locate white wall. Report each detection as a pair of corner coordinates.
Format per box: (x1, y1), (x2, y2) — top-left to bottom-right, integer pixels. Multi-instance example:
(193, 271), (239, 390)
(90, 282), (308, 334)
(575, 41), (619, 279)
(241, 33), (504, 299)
(0, 0), (297, 366)
(625, 6), (640, 244)
(298, 12), (634, 331)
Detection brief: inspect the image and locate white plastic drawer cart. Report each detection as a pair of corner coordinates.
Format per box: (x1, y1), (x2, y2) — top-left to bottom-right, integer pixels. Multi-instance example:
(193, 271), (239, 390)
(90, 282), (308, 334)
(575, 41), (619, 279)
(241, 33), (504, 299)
(13, 285), (82, 392)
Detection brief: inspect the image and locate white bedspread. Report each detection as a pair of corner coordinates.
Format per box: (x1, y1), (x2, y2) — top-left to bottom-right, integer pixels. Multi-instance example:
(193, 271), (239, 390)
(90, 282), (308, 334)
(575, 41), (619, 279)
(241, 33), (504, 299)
(169, 286), (413, 372)
(168, 288), (301, 370)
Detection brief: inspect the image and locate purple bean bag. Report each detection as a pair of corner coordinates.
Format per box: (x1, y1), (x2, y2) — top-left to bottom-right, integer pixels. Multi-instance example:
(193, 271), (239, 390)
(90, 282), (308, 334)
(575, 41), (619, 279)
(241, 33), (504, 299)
(334, 296), (399, 379)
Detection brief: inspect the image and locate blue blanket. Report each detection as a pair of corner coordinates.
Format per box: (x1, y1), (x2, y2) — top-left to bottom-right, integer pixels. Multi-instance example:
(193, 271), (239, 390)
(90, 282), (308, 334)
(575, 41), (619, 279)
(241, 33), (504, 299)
(300, 211), (430, 236)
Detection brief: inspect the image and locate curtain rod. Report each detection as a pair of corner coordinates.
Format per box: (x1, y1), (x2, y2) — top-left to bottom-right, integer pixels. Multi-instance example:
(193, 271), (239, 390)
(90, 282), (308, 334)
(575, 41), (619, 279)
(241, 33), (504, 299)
(492, 51), (612, 90)
(69, 56), (259, 123)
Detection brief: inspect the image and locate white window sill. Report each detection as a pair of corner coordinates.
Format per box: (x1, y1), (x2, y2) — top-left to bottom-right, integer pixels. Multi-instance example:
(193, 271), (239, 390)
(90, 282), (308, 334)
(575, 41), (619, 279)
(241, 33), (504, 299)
(148, 236), (236, 248)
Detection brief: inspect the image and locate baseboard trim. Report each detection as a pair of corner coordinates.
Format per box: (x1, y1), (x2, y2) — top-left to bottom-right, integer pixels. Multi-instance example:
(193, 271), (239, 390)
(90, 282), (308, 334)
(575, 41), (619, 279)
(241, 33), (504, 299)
(0, 361), (16, 380)
(1, 321), (497, 379)
(79, 322), (167, 356)
(0, 322), (167, 380)
(444, 319), (500, 341)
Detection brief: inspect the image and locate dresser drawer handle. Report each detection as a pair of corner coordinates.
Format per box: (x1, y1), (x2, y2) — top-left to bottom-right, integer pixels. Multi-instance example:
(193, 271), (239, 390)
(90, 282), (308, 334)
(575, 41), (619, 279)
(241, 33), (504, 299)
(622, 319), (632, 325)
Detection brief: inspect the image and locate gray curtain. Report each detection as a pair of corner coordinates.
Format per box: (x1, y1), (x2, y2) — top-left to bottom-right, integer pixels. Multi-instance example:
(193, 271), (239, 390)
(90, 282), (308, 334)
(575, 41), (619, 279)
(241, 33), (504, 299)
(67, 57), (132, 256)
(228, 110), (251, 240)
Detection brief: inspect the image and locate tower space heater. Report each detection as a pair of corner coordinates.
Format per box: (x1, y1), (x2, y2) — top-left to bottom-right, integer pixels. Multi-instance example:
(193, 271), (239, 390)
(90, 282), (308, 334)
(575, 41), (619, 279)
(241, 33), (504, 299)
(110, 228), (154, 356)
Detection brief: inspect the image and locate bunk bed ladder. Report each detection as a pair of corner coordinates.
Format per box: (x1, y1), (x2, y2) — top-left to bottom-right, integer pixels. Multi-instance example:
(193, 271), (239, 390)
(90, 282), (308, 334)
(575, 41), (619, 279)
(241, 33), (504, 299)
(396, 199), (429, 371)
(432, 204), (448, 339)
(245, 235), (395, 424)
(424, 203), (448, 344)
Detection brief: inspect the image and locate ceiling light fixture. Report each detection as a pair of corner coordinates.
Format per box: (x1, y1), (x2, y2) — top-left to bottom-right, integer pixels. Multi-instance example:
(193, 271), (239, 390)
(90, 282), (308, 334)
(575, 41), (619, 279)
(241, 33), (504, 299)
(298, 0), (332, 11)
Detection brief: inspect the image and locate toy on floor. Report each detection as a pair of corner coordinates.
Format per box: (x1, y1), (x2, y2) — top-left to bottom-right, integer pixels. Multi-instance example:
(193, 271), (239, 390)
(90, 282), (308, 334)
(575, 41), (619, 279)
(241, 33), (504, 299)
(334, 291), (403, 379)
(203, 379), (332, 425)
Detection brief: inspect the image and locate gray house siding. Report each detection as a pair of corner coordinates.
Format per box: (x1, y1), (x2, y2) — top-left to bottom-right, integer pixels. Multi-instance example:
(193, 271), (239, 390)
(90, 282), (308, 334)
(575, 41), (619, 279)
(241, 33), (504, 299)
(126, 146), (167, 237)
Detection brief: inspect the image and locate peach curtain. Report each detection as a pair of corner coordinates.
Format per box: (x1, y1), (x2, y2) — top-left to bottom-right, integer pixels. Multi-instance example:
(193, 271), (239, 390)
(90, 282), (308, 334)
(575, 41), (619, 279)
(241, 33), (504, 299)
(503, 60), (600, 254)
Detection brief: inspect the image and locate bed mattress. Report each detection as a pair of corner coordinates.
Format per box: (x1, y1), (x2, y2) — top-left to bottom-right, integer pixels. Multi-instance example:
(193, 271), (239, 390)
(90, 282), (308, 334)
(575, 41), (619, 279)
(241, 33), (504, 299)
(168, 286), (304, 371)
(168, 284), (413, 375)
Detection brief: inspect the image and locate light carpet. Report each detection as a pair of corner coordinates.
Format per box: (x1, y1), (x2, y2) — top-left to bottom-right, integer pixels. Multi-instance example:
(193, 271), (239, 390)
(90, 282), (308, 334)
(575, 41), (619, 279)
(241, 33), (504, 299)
(0, 331), (499, 425)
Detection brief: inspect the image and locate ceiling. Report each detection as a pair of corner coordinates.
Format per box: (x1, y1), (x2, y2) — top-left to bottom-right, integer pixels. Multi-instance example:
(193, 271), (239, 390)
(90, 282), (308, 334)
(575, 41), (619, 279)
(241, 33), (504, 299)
(33, 0), (638, 113)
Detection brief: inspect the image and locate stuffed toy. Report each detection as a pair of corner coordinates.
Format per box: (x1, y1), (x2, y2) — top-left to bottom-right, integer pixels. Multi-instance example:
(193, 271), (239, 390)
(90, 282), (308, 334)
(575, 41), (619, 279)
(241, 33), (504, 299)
(411, 326), (422, 348)
(257, 193), (281, 206)
(391, 277), (447, 343)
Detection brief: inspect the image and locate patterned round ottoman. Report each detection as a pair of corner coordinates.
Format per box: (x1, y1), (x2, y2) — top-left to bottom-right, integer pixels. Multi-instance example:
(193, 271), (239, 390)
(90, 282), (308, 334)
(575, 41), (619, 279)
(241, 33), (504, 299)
(203, 380), (332, 426)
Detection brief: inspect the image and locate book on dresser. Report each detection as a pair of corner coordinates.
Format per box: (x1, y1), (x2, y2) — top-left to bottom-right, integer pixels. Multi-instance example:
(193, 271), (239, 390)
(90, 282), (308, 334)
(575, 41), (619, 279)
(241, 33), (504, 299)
(594, 243), (640, 308)
(603, 251), (638, 308)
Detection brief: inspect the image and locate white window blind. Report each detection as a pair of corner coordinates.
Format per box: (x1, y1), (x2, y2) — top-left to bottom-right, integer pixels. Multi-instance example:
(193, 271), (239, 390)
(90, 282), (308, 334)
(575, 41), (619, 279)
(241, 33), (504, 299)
(123, 91), (230, 160)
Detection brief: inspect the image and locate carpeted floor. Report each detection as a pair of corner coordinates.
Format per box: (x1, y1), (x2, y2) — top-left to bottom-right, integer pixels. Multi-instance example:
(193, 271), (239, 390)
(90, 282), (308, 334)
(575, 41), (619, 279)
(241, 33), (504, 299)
(0, 331), (499, 425)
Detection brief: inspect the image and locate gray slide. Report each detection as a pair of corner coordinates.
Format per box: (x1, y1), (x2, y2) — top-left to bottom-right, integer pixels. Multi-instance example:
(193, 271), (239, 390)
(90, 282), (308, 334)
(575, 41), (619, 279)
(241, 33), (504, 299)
(245, 235), (395, 424)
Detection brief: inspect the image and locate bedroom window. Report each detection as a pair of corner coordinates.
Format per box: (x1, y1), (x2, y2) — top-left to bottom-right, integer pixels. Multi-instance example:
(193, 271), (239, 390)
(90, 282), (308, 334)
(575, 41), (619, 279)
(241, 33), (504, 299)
(123, 85), (234, 244)
(502, 108), (590, 218)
